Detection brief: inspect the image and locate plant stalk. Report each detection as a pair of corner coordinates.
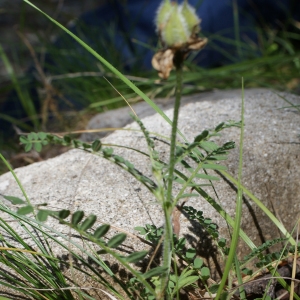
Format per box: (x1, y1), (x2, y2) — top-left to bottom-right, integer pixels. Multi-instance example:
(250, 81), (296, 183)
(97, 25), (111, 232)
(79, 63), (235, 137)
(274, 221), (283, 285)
(159, 53), (184, 299)
(215, 78), (245, 300)
(166, 53), (184, 207)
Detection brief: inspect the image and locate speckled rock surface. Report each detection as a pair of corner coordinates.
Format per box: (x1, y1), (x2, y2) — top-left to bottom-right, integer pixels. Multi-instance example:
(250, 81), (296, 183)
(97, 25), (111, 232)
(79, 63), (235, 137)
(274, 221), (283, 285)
(81, 88), (263, 141)
(0, 88), (299, 279)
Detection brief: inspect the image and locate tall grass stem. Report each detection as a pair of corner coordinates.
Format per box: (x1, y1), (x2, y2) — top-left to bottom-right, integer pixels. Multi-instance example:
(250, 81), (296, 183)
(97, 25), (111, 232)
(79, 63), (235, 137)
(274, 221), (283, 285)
(215, 78), (245, 300)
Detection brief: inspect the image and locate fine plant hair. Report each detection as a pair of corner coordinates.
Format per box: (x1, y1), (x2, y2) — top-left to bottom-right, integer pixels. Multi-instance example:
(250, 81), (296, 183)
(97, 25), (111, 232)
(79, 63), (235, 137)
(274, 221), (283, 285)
(0, 1), (299, 300)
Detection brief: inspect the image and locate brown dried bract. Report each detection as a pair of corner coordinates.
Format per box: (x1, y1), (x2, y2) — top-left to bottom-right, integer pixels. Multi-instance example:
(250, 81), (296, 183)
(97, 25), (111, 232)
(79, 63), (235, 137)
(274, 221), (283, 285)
(152, 36), (207, 79)
(152, 48), (175, 79)
(187, 36), (208, 51)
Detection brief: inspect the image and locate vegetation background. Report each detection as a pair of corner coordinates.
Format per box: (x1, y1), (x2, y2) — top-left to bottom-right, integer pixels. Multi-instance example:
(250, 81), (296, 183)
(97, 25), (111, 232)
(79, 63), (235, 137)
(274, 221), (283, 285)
(0, 0), (299, 174)
(0, 1), (299, 299)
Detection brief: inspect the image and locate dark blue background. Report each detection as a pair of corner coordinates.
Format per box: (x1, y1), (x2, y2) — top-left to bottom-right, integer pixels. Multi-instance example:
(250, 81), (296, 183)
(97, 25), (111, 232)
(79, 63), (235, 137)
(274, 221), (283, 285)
(1, 0), (299, 134)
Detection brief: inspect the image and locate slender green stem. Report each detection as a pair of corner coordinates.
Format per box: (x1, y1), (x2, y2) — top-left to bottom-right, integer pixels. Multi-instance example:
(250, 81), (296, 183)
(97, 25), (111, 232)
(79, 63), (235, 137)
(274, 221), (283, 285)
(215, 79), (245, 300)
(159, 59), (183, 299)
(158, 206), (173, 299)
(0, 153), (31, 206)
(166, 62), (183, 205)
(234, 255), (246, 299)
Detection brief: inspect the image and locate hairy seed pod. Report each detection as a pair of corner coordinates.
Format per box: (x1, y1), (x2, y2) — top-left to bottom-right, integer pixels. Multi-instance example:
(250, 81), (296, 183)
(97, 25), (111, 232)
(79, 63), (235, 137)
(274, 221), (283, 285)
(161, 3), (189, 47)
(155, 0), (173, 32)
(180, 1), (200, 34)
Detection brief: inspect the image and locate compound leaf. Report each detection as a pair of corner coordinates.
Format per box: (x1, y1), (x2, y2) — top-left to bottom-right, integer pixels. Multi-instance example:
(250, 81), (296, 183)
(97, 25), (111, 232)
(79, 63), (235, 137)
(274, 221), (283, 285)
(17, 205), (33, 215)
(202, 164), (227, 170)
(124, 250), (148, 263)
(25, 143), (33, 152)
(194, 173), (220, 180)
(177, 275), (199, 290)
(37, 209), (51, 222)
(107, 233), (126, 248)
(94, 224), (110, 239)
(79, 214), (97, 231)
(71, 210), (84, 226)
(201, 267), (210, 280)
(142, 266), (168, 279)
(3, 195), (26, 205)
(34, 142), (42, 152)
(58, 209), (70, 219)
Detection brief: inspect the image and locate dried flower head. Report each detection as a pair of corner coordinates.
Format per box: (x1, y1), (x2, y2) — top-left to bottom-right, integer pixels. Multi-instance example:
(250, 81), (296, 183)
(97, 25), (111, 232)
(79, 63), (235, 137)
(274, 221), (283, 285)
(152, 0), (208, 79)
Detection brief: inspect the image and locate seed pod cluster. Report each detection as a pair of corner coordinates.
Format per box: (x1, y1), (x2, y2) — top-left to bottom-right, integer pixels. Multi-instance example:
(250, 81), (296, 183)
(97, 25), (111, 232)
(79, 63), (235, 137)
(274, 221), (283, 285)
(152, 0), (208, 79)
(155, 0), (200, 48)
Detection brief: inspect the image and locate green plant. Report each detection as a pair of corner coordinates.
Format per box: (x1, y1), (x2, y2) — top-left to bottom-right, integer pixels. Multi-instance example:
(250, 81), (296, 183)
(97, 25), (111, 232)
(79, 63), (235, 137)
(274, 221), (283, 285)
(0, 0), (299, 299)
(1, 106), (237, 299)
(2, 119), (297, 299)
